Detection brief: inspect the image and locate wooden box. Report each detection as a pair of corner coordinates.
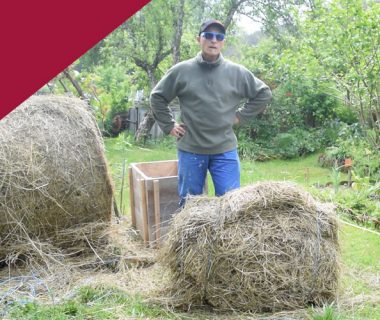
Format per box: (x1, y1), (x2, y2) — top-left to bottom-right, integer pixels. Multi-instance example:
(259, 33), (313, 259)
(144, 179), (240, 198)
(129, 160), (179, 245)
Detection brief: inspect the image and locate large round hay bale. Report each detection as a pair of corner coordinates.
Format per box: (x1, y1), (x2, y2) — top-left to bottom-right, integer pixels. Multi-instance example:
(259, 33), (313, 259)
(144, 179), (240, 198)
(0, 95), (114, 260)
(160, 181), (340, 312)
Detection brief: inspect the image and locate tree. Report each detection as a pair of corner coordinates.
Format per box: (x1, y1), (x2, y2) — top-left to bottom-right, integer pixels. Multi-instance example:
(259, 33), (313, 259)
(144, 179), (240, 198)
(301, 0), (380, 133)
(101, 0), (186, 142)
(239, 0), (316, 42)
(173, 0), (186, 65)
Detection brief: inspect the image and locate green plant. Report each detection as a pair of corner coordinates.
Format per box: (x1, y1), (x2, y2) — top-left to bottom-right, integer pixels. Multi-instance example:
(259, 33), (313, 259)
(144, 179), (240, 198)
(146, 134), (177, 150)
(321, 171), (380, 227)
(308, 304), (340, 320)
(318, 123), (380, 182)
(111, 131), (135, 151)
(330, 165), (341, 194)
(6, 286), (173, 319)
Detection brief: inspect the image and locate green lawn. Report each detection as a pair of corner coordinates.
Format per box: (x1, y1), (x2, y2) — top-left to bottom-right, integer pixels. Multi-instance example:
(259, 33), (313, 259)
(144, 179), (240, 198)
(241, 156), (337, 186)
(339, 223), (380, 319)
(105, 136), (340, 215)
(341, 223), (380, 271)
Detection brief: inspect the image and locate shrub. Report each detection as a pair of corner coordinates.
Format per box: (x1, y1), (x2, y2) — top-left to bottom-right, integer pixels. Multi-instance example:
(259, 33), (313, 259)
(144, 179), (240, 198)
(270, 77), (342, 131)
(318, 123), (380, 181)
(236, 75), (344, 161)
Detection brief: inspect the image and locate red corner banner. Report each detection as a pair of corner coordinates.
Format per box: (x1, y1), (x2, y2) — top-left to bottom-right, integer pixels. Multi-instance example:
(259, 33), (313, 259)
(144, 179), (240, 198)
(0, 0), (151, 120)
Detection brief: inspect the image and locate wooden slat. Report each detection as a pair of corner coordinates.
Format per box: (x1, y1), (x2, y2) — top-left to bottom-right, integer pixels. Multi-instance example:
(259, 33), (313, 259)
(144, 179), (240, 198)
(133, 160), (178, 178)
(153, 179), (161, 245)
(129, 167), (136, 228)
(140, 179), (149, 245)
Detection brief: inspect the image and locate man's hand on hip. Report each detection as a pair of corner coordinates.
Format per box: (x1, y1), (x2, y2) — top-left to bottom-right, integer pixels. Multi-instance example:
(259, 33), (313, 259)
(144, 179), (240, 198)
(170, 123), (186, 138)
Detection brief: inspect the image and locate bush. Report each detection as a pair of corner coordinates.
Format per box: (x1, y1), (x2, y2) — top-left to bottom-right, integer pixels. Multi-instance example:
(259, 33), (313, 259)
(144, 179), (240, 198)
(235, 75), (344, 161)
(237, 127), (323, 160)
(271, 128), (322, 159)
(270, 77), (342, 131)
(318, 123), (380, 181)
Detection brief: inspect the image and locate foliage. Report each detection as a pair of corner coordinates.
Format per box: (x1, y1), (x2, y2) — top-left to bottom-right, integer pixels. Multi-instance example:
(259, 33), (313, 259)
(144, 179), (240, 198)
(272, 78), (342, 129)
(236, 0), (379, 162)
(318, 123), (380, 181)
(330, 165), (341, 194)
(80, 64), (133, 131)
(102, 0), (192, 88)
(301, 0), (380, 133)
(271, 128), (322, 158)
(316, 123), (380, 226)
(335, 183), (380, 220)
(77, 40), (105, 72)
(235, 35), (346, 161)
(307, 305), (340, 320)
(146, 134), (177, 150)
(316, 165), (380, 229)
(237, 125), (326, 161)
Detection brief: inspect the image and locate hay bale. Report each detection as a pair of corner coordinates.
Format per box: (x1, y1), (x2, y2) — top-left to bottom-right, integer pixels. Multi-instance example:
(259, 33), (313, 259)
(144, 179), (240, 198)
(160, 181), (340, 312)
(0, 95), (114, 261)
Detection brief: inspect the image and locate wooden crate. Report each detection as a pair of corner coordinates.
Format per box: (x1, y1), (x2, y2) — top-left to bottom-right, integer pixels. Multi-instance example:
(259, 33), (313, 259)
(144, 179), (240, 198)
(129, 160), (179, 245)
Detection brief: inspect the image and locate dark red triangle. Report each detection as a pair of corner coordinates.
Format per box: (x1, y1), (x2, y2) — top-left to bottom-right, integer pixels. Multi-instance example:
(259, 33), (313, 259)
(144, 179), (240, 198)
(0, 0), (151, 119)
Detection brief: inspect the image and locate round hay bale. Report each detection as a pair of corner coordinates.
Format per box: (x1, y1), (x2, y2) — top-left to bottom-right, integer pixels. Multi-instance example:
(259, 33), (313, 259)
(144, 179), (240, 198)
(160, 181), (340, 312)
(0, 95), (114, 261)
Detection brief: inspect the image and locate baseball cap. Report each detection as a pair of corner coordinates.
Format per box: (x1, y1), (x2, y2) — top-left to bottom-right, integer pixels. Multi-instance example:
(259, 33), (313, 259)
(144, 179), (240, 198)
(199, 19), (226, 35)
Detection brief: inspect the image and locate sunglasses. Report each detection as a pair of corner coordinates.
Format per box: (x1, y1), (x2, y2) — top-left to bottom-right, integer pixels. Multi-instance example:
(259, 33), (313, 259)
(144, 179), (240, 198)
(201, 32), (225, 42)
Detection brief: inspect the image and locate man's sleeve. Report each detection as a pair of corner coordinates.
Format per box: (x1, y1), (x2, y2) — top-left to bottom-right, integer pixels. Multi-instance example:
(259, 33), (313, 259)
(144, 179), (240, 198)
(150, 67), (179, 135)
(235, 67), (272, 125)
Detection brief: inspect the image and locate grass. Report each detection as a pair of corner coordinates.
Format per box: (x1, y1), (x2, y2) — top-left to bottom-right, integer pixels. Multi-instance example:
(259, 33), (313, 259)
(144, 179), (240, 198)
(339, 223), (380, 319)
(3, 137), (379, 319)
(340, 223), (380, 271)
(105, 135), (341, 215)
(6, 286), (175, 319)
(240, 155), (338, 186)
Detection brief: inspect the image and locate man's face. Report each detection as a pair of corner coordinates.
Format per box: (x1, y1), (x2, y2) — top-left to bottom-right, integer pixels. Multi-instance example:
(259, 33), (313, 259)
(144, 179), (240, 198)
(197, 26), (225, 62)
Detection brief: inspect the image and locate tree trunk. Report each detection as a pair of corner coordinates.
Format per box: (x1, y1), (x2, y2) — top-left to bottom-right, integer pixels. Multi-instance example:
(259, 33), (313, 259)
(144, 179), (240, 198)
(223, 0), (246, 29)
(173, 0), (186, 65)
(135, 109), (156, 144)
(134, 65), (159, 143)
(63, 69), (85, 99)
(147, 68), (157, 89)
(58, 78), (69, 93)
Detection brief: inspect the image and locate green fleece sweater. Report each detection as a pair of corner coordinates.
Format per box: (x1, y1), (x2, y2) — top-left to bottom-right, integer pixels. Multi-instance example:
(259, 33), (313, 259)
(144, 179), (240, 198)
(150, 52), (272, 154)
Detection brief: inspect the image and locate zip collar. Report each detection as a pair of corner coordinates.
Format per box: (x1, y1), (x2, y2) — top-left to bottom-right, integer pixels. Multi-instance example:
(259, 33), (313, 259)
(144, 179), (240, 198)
(196, 51), (224, 67)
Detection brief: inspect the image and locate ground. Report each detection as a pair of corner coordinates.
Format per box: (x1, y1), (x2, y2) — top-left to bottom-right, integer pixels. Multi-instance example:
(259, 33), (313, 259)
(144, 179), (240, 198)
(1, 215), (379, 319)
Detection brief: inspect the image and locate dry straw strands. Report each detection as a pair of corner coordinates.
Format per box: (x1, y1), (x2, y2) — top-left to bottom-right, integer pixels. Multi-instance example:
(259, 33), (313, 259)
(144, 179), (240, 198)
(0, 95), (114, 264)
(160, 181), (340, 312)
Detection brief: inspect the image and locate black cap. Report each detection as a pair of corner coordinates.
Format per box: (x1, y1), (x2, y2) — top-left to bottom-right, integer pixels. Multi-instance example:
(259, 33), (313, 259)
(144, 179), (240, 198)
(199, 19), (226, 35)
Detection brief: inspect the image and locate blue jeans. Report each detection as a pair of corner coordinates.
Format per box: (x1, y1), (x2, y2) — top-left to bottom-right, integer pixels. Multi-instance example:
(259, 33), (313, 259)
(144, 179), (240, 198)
(178, 149), (240, 207)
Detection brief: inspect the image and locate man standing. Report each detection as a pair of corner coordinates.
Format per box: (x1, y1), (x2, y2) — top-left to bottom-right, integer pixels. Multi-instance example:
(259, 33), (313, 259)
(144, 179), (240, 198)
(150, 19), (272, 207)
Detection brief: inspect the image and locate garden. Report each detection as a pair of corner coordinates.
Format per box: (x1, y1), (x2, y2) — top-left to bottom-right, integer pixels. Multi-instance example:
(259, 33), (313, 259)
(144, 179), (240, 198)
(1, 0), (379, 319)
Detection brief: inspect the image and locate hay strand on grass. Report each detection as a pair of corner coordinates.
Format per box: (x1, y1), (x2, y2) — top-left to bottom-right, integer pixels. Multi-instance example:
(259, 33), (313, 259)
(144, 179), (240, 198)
(160, 181), (340, 312)
(0, 95), (114, 264)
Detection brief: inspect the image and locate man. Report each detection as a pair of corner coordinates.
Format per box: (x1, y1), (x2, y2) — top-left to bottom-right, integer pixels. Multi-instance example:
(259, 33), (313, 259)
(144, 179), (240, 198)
(150, 19), (272, 207)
